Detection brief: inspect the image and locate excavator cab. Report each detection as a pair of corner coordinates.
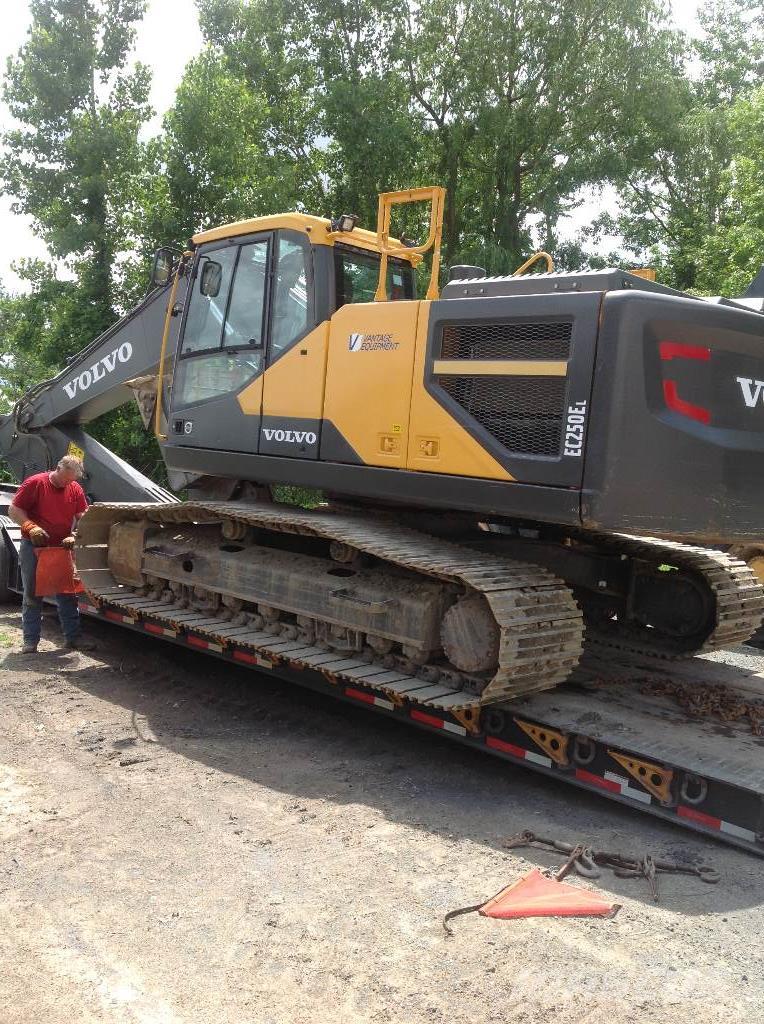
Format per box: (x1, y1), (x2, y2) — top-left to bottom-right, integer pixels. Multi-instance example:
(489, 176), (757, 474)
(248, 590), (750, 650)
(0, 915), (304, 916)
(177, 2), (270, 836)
(158, 193), (431, 467)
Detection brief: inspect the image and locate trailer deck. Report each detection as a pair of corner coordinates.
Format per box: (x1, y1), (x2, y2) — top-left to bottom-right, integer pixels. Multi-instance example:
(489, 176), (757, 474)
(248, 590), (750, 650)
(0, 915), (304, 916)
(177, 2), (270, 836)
(75, 594), (764, 856)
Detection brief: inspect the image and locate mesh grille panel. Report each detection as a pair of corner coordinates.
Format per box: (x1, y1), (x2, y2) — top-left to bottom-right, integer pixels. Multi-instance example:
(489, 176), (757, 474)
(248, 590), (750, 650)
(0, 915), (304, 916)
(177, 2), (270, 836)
(438, 375), (567, 457)
(440, 320), (572, 361)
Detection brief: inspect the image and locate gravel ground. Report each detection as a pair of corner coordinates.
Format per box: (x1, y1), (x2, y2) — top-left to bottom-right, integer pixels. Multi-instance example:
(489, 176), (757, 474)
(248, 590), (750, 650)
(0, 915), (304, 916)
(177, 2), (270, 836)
(1, 603), (763, 1024)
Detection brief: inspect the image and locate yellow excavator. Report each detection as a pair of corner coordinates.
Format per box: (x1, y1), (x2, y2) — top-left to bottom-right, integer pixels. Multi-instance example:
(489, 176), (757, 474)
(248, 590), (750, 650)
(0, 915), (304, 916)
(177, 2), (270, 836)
(2, 186), (764, 726)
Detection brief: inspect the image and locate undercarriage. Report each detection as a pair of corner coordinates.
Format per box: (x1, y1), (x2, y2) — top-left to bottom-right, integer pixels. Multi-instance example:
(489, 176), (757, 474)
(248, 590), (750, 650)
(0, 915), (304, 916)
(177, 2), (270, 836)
(75, 500), (764, 714)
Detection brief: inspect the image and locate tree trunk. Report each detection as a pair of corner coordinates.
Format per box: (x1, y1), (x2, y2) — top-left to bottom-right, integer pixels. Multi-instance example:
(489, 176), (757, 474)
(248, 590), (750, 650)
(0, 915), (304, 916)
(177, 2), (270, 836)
(439, 131), (460, 267)
(495, 154), (523, 270)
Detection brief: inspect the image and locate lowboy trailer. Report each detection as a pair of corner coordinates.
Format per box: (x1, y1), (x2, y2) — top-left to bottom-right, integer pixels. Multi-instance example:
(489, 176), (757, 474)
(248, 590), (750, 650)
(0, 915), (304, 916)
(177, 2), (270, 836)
(2, 187), (764, 855)
(0, 484), (763, 853)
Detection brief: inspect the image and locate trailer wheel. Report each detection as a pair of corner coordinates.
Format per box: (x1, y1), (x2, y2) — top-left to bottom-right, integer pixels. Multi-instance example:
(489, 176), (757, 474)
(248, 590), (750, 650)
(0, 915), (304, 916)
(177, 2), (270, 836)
(0, 540), (14, 603)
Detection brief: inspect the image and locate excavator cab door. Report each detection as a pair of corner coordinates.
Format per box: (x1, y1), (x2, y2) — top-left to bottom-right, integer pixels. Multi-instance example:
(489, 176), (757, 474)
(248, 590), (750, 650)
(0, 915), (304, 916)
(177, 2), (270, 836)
(166, 234), (272, 453)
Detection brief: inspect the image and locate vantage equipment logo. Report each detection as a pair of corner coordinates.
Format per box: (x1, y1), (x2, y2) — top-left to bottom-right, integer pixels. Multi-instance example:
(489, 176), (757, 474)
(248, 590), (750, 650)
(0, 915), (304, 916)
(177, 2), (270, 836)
(348, 333), (399, 352)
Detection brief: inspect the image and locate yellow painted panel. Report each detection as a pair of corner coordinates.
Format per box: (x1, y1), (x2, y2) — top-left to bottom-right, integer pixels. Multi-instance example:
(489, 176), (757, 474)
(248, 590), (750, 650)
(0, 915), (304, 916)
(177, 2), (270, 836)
(433, 359), (568, 376)
(323, 301), (420, 467)
(193, 213), (417, 261)
(407, 303), (514, 481)
(262, 323), (330, 420)
(236, 373), (263, 416)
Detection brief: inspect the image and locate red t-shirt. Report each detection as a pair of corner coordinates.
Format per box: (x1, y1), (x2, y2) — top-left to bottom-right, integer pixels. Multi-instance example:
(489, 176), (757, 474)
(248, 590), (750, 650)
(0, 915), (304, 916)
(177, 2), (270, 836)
(15, 472), (88, 545)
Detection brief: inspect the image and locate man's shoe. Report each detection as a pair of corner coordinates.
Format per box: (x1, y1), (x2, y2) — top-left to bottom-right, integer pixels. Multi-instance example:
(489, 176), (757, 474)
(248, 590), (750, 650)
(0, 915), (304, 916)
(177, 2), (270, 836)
(64, 637), (96, 652)
(20, 643), (38, 654)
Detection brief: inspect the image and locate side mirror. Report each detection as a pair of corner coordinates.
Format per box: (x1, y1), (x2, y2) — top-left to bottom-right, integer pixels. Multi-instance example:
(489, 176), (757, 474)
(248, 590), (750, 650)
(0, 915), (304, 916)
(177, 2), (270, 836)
(200, 260), (223, 297)
(150, 248), (175, 288)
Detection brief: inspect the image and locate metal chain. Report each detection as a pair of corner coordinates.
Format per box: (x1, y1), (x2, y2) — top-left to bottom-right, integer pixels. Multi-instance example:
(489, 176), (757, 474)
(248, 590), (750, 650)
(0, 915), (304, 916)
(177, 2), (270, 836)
(502, 830), (720, 899)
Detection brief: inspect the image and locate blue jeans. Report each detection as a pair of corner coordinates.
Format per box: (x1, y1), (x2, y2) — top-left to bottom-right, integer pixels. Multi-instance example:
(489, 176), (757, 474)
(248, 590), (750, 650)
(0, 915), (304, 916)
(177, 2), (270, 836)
(19, 538), (80, 647)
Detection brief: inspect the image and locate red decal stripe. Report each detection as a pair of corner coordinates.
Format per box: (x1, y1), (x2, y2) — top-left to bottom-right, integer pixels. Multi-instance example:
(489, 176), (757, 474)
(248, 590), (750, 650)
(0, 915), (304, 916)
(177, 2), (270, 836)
(662, 380), (711, 424)
(659, 342), (710, 362)
(345, 686), (376, 705)
(144, 623), (164, 635)
(575, 768), (620, 793)
(411, 709), (445, 729)
(486, 736), (526, 759)
(677, 805), (721, 830)
(104, 610), (125, 623)
(233, 649), (257, 665)
(186, 634), (208, 649)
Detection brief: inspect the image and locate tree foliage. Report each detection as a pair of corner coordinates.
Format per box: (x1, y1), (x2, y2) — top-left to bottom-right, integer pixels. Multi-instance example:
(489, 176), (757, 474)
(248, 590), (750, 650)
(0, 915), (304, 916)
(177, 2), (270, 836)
(603, 0), (764, 292)
(1, 0), (152, 316)
(1, 0), (764, 487)
(197, 0), (681, 270)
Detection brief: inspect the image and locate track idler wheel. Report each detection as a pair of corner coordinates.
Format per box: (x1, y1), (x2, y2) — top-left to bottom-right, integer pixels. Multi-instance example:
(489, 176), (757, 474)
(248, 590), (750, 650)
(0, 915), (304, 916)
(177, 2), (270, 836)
(440, 594), (500, 674)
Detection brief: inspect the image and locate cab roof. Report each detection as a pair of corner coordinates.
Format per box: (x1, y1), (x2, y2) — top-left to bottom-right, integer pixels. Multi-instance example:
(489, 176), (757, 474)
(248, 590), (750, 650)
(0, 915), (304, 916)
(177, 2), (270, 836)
(192, 212), (419, 263)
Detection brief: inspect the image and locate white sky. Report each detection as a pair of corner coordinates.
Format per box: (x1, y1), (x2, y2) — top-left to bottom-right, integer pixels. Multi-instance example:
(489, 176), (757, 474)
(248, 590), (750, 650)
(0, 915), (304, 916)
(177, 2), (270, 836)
(0, 0), (701, 292)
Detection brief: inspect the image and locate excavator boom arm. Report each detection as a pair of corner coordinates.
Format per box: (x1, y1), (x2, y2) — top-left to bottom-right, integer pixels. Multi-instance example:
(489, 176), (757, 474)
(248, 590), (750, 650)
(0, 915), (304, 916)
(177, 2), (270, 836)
(0, 276), (187, 502)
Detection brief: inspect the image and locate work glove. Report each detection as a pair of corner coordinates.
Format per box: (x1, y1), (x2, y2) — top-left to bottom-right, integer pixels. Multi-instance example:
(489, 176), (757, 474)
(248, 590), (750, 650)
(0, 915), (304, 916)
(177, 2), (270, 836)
(22, 522), (49, 546)
(62, 535), (76, 550)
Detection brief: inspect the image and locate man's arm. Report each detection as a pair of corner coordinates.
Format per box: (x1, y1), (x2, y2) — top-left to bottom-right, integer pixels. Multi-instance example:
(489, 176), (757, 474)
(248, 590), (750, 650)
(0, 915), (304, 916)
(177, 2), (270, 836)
(9, 502), (49, 544)
(62, 490), (88, 548)
(8, 503), (29, 528)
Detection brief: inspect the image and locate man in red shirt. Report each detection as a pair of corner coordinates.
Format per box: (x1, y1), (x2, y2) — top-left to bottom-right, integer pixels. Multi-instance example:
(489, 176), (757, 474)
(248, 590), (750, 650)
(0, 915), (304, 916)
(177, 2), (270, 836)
(9, 455), (92, 654)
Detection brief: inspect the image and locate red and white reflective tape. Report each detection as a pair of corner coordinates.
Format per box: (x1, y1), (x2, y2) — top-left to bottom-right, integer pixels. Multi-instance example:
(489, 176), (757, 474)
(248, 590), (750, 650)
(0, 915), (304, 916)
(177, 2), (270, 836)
(186, 633), (223, 654)
(574, 767), (623, 794)
(78, 602), (99, 615)
(232, 648), (273, 670)
(486, 734), (552, 766)
(104, 609), (136, 625)
(143, 621), (177, 639)
(345, 686), (396, 711)
(604, 770), (652, 805)
(410, 708), (467, 737)
(678, 804), (757, 843)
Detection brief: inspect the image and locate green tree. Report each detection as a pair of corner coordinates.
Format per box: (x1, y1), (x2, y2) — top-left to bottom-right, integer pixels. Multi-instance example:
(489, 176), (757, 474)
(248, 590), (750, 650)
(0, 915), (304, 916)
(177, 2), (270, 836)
(197, 0), (686, 273)
(198, 0), (328, 210)
(0, 2), (167, 484)
(0, 262), (81, 408)
(2, 0), (152, 323)
(691, 87), (764, 295)
(602, 0), (764, 291)
(428, 0), (682, 270)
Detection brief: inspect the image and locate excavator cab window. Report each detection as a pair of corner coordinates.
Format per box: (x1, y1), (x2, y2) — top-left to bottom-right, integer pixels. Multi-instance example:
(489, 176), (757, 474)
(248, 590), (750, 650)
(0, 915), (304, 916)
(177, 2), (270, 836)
(271, 236), (310, 359)
(174, 238), (270, 407)
(334, 246), (414, 307)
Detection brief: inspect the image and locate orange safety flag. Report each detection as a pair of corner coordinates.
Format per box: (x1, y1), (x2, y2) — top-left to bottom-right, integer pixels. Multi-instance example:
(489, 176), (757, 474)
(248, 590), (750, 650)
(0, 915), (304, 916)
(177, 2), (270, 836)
(480, 868), (618, 920)
(34, 546), (85, 597)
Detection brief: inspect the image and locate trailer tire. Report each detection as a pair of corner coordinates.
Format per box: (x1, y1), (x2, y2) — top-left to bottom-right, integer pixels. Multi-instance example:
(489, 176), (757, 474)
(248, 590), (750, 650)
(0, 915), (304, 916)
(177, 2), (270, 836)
(0, 539), (14, 603)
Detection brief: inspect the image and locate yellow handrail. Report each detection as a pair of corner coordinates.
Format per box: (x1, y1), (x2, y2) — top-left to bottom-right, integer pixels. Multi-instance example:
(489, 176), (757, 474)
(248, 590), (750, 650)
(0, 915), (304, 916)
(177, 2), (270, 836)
(513, 251), (554, 276)
(374, 186), (446, 302)
(154, 253), (190, 441)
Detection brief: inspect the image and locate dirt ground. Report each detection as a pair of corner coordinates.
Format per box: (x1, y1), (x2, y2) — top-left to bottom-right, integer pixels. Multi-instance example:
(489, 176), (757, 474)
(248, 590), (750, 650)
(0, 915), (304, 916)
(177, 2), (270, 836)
(1, 602), (763, 1024)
